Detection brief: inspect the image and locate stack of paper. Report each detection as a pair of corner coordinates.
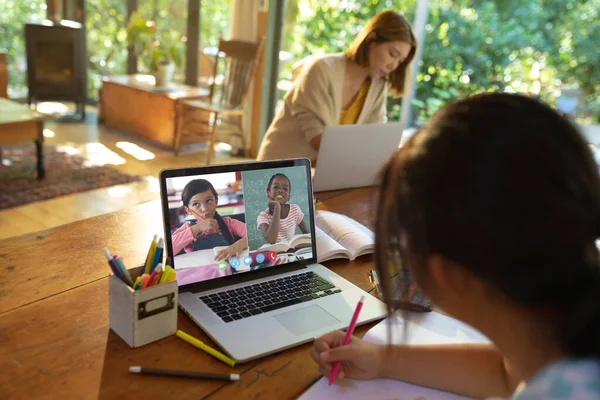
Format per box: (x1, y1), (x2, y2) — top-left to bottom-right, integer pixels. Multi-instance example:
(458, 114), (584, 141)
(298, 311), (490, 400)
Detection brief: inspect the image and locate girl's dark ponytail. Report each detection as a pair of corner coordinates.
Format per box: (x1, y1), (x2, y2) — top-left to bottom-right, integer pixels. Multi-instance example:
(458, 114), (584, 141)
(214, 211), (235, 245)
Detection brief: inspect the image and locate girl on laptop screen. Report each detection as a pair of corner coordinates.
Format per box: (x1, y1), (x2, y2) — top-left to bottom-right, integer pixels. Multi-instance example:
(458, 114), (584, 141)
(258, 173), (309, 244)
(171, 179), (247, 261)
(310, 93), (600, 399)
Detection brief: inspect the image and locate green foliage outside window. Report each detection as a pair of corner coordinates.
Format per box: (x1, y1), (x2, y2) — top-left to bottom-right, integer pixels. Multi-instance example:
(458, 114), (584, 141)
(281, 0), (599, 124)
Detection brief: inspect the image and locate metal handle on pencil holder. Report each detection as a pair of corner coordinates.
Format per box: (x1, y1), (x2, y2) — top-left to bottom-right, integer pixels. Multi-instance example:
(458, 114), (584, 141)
(137, 292), (175, 320)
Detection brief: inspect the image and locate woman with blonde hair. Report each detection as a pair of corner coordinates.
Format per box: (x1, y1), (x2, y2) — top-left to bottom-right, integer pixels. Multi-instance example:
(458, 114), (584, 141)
(257, 10), (416, 163)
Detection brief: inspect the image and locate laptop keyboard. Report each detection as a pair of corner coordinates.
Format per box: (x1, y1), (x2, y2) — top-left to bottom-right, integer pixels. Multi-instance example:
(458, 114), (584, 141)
(199, 271), (342, 323)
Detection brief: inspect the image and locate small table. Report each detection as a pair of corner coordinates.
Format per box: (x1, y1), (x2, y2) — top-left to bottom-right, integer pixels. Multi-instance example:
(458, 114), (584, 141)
(100, 75), (209, 150)
(0, 98), (54, 179)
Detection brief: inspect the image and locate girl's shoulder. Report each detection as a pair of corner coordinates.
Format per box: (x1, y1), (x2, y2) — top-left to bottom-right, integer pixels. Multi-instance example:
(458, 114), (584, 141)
(175, 220), (193, 230)
(222, 216), (245, 225)
(289, 203), (302, 212)
(514, 358), (600, 400)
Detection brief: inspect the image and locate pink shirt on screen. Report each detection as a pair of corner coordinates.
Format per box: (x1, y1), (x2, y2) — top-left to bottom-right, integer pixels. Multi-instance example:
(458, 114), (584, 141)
(171, 217), (246, 255)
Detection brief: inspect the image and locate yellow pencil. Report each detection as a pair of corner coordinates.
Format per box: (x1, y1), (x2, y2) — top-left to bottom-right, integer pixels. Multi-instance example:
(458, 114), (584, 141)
(144, 234), (159, 274)
(176, 330), (236, 367)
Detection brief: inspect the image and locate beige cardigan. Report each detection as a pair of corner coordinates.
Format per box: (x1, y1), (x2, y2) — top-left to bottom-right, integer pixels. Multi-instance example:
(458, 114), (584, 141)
(256, 53), (387, 161)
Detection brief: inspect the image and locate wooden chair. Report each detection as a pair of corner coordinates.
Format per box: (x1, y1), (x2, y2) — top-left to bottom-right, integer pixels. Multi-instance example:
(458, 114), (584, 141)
(198, 51), (216, 89)
(174, 37), (265, 162)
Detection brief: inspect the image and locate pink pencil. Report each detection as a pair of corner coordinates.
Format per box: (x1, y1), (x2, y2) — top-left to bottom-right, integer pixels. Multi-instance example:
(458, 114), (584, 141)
(328, 295), (365, 385)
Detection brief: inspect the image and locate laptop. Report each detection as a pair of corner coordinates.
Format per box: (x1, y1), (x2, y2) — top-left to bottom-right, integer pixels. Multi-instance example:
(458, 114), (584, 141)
(159, 158), (387, 362)
(312, 122), (404, 192)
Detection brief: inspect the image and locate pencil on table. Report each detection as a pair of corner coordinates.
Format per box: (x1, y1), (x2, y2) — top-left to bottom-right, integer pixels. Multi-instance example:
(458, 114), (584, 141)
(129, 366), (239, 382)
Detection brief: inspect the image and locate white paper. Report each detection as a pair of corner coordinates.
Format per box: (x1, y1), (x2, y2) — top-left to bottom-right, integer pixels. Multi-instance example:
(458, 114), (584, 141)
(315, 226), (351, 262)
(173, 249), (215, 269)
(302, 376), (475, 400)
(298, 311), (491, 400)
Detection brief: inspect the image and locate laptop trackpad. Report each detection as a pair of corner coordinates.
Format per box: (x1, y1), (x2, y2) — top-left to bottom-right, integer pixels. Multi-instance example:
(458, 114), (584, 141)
(274, 305), (340, 336)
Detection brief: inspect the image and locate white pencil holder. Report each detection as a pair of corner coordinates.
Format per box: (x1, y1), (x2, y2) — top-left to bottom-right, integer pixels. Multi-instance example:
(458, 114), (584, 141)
(109, 266), (178, 348)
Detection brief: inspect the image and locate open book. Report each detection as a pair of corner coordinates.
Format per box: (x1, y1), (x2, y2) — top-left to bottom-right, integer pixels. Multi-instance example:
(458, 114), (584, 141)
(314, 210), (374, 262)
(257, 233), (312, 254)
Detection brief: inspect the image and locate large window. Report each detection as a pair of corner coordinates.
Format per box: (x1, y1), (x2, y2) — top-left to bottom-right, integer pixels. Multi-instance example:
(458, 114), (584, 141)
(280, 0), (599, 124)
(86, 0), (129, 99)
(0, 0), (46, 98)
(85, 0), (231, 99)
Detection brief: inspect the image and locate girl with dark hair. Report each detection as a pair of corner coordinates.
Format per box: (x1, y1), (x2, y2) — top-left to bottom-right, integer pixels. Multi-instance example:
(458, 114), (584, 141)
(258, 173), (309, 244)
(310, 93), (600, 399)
(172, 179), (247, 261)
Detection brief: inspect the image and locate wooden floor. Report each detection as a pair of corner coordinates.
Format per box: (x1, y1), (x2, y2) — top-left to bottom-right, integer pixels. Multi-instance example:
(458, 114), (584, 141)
(0, 104), (251, 240)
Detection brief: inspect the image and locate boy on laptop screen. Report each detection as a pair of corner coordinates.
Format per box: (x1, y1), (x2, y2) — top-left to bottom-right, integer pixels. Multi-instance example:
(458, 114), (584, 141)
(165, 166), (313, 286)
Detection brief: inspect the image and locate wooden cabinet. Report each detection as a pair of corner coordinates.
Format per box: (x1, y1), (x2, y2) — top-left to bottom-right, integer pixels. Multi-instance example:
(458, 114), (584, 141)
(101, 75), (208, 149)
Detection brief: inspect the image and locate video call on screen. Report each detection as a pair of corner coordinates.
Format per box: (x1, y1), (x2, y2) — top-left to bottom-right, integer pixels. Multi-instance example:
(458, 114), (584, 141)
(166, 166), (314, 286)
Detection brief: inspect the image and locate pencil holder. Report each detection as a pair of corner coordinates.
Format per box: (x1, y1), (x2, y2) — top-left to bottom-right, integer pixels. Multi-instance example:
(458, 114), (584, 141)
(109, 266), (178, 348)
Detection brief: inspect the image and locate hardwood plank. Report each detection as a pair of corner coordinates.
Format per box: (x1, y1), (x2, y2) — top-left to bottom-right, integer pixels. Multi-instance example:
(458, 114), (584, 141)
(0, 200), (163, 314)
(317, 187), (379, 230)
(11, 202), (71, 230)
(0, 214), (32, 238)
(0, 278), (244, 400)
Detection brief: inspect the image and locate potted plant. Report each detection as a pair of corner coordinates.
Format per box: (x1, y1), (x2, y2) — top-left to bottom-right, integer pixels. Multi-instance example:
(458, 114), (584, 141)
(126, 10), (184, 87)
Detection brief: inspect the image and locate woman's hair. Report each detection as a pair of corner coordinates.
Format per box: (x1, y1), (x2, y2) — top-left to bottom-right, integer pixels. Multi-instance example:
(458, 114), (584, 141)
(346, 10), (417, 97)
(267, 173), (292, 194)
(181, 179), (235, 245)
(375, 93), (600, 358)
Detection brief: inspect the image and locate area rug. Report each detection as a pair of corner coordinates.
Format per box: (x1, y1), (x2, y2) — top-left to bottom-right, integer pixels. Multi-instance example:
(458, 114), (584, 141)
(0, 143), (144, 210)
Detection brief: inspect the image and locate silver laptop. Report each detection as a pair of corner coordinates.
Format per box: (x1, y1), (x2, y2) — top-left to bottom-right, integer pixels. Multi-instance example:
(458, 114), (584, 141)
(312, 122), (405, 191)
(159, 158), (386, 362)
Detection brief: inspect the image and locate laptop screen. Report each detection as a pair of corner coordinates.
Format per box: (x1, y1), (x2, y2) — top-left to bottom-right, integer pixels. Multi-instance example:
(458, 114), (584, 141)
(160, 160), (315, 287)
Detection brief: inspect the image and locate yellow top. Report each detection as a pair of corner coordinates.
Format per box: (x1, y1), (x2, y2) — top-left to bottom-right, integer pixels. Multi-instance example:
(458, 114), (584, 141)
(339, 79), (371, 125)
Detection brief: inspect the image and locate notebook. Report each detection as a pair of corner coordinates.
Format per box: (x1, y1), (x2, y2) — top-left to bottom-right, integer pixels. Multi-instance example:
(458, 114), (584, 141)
(298, 310), (491, 400)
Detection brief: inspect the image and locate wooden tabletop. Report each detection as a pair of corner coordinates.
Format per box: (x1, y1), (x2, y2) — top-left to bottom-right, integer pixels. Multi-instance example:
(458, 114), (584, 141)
(102, 75), (210, 100)
(0, 98), (55, 125)
(0, 187), (379, 400)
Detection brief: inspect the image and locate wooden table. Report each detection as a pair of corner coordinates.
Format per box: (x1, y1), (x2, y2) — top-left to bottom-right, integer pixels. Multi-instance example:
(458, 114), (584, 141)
(100, 75), (209, 150)
(0, 98), (55, 179)
(0, 187), (379, 399)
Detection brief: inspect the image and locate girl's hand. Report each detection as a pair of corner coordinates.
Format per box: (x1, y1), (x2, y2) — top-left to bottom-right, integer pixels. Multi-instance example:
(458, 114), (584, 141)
(214, 240), (244, 262)
(310, 330), (385, 381)
(268, 200), (281, 212)
(196, 218), (219, 233)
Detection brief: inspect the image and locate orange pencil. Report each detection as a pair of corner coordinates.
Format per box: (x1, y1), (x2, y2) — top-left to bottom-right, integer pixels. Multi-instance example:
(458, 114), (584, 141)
(188, 208), (204, 221)
(140, 274), (151, 289)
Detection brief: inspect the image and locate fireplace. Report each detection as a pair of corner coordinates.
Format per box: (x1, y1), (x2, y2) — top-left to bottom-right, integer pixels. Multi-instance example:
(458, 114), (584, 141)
(25, 20), (86, 119)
